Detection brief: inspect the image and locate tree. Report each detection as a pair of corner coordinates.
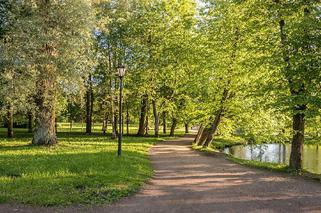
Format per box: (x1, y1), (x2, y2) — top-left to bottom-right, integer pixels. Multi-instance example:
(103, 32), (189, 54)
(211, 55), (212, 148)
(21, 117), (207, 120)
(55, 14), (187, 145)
(9, 0), (94, 145)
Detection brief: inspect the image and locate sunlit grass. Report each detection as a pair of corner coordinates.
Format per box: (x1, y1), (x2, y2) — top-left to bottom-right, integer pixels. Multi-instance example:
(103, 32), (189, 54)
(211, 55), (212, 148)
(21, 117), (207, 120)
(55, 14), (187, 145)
(0, 130), (173, 206)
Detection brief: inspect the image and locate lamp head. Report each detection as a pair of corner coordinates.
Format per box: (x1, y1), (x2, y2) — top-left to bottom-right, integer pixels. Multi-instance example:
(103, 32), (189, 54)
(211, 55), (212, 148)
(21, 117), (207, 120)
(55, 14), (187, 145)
(117, 65), (126, 77)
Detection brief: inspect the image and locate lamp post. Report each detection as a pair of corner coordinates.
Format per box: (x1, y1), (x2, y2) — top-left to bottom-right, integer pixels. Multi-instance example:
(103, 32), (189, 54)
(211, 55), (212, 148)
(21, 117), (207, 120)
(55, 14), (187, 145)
(117, 65), (126, 156)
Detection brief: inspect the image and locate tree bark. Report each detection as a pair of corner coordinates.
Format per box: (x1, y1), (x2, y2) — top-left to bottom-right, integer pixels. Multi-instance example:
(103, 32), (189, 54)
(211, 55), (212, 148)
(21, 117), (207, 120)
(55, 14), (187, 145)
(203, 110), (223, 148)
(108, 45), (116, 139)
(86, 74), (93, 134)
(28, 111), (33, 133)
(32, 66), (57, 145)
(200, 88), (228, 147)
(7, 104), (13, 138)
(145, 104), (149, 135)
(162, 112), (167, 134)
(126, 103), (129, 135)
(111, 91), (117, 139)
(289, 112), (305, 171)
(194, 124), (204, 144)
(169, 117), (177, 137)
(114, 114), (118, 136)
(185, 123), (189, 134)
(137, 95), (148, 136)
(55, 118), (58, 133)
(152, 99), (159, 137)
(278, 10), (308, 171)
(102, 114), (108, 135)
(197, 127), (210, 146)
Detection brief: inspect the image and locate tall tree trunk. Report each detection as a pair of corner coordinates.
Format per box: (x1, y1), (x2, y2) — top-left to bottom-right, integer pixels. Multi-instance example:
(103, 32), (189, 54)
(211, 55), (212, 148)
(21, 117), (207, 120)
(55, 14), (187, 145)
(169, 117), (177, 137)
(33, 66), (57, 145)
(185, 123), (189, 134)
(55, 118), (58, 133)
(162, 112), (167, 134)
(110, 90), (116, 139)
(7, 104), (13, 138)
(114, 114), (118, 136)
(197, 127), (210, 146)
(126, 103), (129, 135)
(102, 114), (108, 135)
(137, 95), (148, 136)
(108, 45), (116, 139)
(86, 75), (93, 134)
(278, 10), (308, 171)
(145, 104), (149, 135)
(194, 124), (204, 144)
(203, 110), (223, 148)
(152, 99), (159, 137)
(289, 112), (305, 171)
(28, 112), (33, 133)
(199, 88), (228, 147)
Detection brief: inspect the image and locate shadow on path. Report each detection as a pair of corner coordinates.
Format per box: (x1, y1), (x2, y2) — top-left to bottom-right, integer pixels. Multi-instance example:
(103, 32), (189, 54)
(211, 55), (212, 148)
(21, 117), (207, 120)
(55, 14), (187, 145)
(2, 135), (321, 213)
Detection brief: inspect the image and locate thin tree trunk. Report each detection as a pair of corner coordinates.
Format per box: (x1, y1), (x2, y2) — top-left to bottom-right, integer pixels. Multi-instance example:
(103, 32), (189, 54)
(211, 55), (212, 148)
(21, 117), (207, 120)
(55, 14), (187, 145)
(111, 89), (116, 139)
(162, 112), (167, 134)
(7, 104), (13, 138)
(199, 87), (229, 147)
(203, 110), (223, 148)
(126, 103), (129, 135)
(55, 118), (58, 133)
(28, 111), (33, 133)
(137, 95), (148, 136)
(102, 114), (108, 135)
(169, 118), (177, 137)
(108, 45), (116, 139)
(194, 124), (204, 144)
(197, 127), (210, 146)
(152, 99), (159, 137)
(114, 114), (118, 136)
(145, 104), (149, 135)
(114, 94), (119, 136)
(185, 123), (189, 134)
(86, 75), (93, 134)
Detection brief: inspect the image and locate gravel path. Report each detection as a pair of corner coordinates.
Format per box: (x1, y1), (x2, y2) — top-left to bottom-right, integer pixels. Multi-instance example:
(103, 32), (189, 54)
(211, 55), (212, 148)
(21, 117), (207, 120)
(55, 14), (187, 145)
(2, 135), (321, 213)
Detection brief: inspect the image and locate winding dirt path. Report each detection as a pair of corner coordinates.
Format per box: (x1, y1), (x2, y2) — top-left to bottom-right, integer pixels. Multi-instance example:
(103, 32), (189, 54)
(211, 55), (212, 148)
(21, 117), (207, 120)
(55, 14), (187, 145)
(2, 135), (321, 212)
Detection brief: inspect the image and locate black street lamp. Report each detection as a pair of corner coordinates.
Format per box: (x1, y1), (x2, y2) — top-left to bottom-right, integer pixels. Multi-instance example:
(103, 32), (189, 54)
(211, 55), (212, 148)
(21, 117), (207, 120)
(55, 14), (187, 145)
(117, 65), (126, 156)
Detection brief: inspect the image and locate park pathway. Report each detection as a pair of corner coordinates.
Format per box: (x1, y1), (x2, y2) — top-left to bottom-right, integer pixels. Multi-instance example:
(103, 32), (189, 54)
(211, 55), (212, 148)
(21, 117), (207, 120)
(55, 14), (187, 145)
(90, 135), (321, 213)
(2, 135), (321, 213)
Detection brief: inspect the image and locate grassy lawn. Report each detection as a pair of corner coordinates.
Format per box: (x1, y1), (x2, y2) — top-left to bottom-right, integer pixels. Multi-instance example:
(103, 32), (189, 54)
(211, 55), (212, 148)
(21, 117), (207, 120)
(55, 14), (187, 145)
(209, 136), (247, 150)
(0, 127), (183, 207)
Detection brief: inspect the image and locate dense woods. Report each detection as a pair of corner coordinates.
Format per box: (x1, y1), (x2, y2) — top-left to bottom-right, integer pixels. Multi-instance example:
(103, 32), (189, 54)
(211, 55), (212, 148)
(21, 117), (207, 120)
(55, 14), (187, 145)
(0, 0), (320, 173)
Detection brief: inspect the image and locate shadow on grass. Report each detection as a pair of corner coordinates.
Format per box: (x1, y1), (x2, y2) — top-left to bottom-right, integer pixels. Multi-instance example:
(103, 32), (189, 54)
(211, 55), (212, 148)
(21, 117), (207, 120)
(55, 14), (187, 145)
(0, 132), (159, 206)
(0, 150), (153, 206)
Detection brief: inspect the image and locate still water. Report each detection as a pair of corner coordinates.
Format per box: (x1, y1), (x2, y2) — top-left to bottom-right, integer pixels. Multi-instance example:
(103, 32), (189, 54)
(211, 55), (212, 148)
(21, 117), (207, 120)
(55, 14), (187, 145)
(224, 144), (321, 174)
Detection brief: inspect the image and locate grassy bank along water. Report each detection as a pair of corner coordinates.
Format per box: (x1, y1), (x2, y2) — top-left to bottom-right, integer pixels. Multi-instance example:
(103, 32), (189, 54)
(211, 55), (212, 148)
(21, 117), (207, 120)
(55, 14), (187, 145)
(193, 136), (321, 181)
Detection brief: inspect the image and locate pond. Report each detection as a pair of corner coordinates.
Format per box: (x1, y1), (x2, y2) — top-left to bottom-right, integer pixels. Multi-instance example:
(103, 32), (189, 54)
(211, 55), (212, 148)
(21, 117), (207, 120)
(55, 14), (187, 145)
(224, 143), (321, 174)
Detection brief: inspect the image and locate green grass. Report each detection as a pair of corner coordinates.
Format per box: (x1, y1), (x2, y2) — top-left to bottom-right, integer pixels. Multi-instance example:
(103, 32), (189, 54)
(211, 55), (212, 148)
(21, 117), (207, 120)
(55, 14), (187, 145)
(0, 128), (179, 207)
(209, 136), (247, 150)
(193, 135), (247, 152)
(227, 155), (288, 172)
(193, 136), (321, 182)
(227, 155), (321, 181)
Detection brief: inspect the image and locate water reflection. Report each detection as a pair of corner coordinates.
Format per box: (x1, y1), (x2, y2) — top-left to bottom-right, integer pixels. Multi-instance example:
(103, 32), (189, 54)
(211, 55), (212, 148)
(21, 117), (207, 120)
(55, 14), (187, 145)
(225, 144), (321, 174)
